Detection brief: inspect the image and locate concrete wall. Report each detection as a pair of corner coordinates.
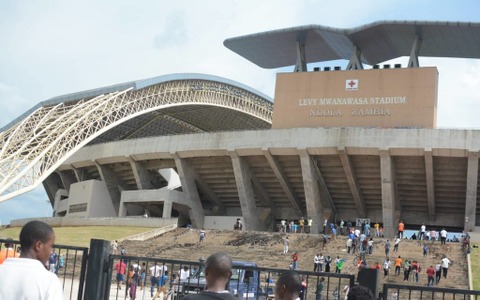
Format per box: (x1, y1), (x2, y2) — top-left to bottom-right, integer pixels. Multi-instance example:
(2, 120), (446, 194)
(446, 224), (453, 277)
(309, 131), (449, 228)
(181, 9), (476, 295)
(204, 216), (244, 230)
(121, 223), (178, 241)
(65, 180), (115, 217)
(10, 217), (178, 228)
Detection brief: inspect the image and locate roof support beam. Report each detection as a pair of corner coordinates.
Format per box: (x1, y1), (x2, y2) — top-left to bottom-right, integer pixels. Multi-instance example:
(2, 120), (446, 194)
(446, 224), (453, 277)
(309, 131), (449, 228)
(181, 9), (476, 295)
(128, 157), (156, 190)
(424, 150), (436, 222)
(465, 151), (478, 232)
(94, 161), (124, 216)
(172, 154), (205, 228)
(248, 166), (276, 230)
(408, 34), (422, 68)
(263, 149), (303, 216)
(193, 174), (226, 215)
(294, 41), (307, 72)
(346, 46), (364, 70)
(338, 148), (367, 216)
(230, 152), (263, 231)
(57, 170), (78, 193)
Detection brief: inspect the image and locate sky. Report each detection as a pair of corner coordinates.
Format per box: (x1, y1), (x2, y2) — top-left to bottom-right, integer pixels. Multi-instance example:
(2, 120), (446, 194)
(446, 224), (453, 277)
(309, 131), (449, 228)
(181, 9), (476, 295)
(1, 0), (479, 225)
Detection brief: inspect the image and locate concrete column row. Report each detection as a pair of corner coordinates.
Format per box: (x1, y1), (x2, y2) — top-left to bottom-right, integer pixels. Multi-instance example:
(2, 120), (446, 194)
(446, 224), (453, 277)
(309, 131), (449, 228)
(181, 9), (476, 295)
(56, 148), (479, 233)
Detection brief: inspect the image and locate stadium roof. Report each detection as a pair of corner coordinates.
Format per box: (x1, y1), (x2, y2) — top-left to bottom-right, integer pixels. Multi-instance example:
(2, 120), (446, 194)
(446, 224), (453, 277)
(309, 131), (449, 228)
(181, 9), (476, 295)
(224, 20), (480, 69)
(1, 73), (273, 133)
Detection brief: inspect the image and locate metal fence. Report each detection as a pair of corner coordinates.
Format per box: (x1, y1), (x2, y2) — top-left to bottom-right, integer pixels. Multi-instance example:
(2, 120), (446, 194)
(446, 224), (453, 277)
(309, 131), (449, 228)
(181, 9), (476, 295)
(0, 238), (88, 300)
(106, 254), (355, 300)
(383, 283), (480, 300)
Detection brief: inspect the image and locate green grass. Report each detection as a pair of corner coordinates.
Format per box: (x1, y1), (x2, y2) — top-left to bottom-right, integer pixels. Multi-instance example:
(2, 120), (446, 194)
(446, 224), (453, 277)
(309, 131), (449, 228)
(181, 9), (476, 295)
(472, 246), (480, 291)
(0, 226), (155, 248)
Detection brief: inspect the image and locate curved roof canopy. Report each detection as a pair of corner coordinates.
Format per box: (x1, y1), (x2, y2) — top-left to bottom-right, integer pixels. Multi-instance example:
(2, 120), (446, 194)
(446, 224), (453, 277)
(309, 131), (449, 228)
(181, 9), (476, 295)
(0, 73), (273, 202)
(224, 20), (480, 69)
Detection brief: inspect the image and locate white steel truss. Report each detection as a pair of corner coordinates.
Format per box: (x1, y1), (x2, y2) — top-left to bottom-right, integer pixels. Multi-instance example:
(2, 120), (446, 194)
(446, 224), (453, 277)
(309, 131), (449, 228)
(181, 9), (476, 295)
(0, 79), (273, 202)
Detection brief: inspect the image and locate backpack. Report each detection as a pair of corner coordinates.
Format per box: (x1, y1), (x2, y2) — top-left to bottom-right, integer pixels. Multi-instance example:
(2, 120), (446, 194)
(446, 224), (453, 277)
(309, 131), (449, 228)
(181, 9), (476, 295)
(59, 256), (64, 268)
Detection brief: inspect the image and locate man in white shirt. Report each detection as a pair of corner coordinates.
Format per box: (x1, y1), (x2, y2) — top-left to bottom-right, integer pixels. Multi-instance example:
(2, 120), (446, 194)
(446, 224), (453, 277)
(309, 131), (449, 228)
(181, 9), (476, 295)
(313, 253), (320, 272)
(440, 228), (448, 245)
(420, 224), (426, 240)
(0, 220), (63, 300)
(283, 237), (289, 254)
(383, 258), (391, 277)
(441, 256), (451, 279)
(280, 220), (287, 233)
(150, 264), (168, 297)
(179, 265), (190, 280)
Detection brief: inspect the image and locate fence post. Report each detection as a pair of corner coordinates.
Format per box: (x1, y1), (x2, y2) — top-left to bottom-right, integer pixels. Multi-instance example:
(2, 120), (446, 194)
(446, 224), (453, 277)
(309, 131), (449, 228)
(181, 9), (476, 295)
(84, 239), (111, 300)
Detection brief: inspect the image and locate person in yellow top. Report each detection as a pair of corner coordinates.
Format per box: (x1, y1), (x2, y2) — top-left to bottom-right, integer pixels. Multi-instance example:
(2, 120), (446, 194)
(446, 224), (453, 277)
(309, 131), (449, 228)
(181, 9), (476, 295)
(0, 239), (20, 264)
(374, 222), (380, 237)
(397, 221), (405, 239)
(299, 218), (305, 233)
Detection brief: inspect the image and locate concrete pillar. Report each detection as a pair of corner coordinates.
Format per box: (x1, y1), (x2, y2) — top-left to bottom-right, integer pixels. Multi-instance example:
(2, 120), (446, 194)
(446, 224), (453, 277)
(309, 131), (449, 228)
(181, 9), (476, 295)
(380, 150), (396, 238)
(299, 149), (323, 234)
(465, 151), (478, 232)
(172, 154), (205, 228)
(94, 162), (122, 216)
(424, 150), (436, 222)
(230, 152), (261, 231)
(128, 157), (156, 190)
(163, 201), (173, 219)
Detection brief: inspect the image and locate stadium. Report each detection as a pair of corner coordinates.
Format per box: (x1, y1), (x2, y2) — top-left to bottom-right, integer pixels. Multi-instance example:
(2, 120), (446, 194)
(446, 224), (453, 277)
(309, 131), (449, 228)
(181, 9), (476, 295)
(1, 21), (480, 237)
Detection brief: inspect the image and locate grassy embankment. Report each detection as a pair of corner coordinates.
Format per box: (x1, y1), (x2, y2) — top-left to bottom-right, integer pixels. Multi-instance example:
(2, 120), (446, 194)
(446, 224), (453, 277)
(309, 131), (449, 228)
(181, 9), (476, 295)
(0, 226), (155, 248)
(471, 245), (480, 290)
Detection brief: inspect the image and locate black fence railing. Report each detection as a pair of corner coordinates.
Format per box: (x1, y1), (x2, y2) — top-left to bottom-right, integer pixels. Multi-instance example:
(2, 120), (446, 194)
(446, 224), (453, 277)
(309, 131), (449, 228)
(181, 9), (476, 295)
(383, 283), (480, 300)
(0, 238), (89, 300)
(106, 254), (355, 300)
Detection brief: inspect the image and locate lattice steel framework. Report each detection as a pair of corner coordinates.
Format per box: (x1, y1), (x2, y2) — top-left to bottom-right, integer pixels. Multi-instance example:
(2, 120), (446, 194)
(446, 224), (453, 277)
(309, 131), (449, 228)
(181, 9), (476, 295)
(0, 79), (273, 202)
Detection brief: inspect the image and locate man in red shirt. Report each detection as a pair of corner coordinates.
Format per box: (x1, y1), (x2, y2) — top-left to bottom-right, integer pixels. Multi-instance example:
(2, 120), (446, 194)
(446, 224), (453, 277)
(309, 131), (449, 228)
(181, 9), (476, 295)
(292, 252), (299, 270)
(426, 265), (435, 286)
(115, 259), (127, 290)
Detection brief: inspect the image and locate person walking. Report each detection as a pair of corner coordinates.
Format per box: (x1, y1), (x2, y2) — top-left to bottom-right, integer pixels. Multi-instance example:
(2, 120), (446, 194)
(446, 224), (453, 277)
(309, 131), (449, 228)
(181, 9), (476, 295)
(441, 256), (451, 279)
(283, 237), (289, 254)
(435, 261), (442, 284)
(403, 260), (411, 281)
(292, 252), (299, 270)
(316, 277), (325, 300)
(397, 221), (405, 239)
(440, 228), (448, 245)
(426, 265), (435, 287)
(395, 256), (402, 276)
(383, 257), (391, 278)
(393, 237), (401, 252)
(199, 229), (206, 243)
(384, 240), (391, 257)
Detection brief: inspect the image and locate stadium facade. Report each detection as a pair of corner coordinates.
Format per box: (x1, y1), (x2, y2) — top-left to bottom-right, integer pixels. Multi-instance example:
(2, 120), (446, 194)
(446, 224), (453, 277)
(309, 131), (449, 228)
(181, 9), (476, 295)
(1, 21), (480, 236)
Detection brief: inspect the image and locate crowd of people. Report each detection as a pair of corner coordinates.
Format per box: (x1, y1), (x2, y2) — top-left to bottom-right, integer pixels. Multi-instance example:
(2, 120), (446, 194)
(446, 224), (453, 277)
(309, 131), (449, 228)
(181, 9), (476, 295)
(0, 218), (473, 299)
(279, 217), (471, 291)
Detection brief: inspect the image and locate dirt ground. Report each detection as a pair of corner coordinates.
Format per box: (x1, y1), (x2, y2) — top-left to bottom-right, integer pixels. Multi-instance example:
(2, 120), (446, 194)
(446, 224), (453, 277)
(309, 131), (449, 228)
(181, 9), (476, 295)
(120, 227), (469, 290)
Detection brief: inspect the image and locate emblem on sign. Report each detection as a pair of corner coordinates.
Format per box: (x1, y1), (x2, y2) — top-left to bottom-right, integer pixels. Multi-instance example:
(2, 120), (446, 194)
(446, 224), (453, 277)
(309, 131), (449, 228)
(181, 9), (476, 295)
(345, 79), (359, 90)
